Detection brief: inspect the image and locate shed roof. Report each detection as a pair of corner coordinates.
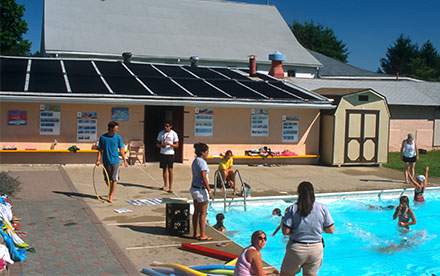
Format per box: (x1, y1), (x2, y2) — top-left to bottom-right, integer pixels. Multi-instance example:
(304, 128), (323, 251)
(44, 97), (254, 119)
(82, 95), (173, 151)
(0, 56), (332, 109)
(43, 0), (321, 68)
(292, 78), (440, 106)
(313, 88), (370, 96)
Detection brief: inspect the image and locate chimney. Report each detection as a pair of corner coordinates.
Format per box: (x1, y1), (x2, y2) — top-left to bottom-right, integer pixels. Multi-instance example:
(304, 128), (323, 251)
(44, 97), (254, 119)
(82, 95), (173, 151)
(248, 55), (257, 76)
(122, 52), (132, 64)
(268, 51), (285, 79)
(190, 56), (199, 67)
(396, 72), (399, 80)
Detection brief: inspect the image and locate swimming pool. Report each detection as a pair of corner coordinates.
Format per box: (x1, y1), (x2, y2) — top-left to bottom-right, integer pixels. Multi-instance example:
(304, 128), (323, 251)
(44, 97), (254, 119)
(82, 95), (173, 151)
(207, 189), (440, 276)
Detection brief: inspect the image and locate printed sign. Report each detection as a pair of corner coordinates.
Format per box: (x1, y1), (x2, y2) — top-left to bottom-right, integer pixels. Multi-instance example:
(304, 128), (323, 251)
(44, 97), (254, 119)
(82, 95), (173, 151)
(77, 112), (98, 142)
(251, 109), (268, 136)
(282, 115), (299, 142)
(8, 111), (27, 126)
(195, 108), (213, 136)
(40, 105), (60, 135)
(111, 107), (129, 121)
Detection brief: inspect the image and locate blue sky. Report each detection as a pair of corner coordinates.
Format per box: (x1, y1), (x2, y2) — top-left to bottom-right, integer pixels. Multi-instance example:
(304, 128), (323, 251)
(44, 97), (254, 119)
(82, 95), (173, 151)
(19, 0), (440, 72)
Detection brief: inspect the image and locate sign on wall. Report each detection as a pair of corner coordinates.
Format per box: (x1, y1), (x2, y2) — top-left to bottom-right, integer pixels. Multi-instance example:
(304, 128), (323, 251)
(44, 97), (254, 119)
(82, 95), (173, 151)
(282, 115), (299, 142)
(251, 109), (268, 136)
(8, 111), (27, 126)
(40, 105), (60, 135)
(195, 108), (213, 136)
(77, 112), (98, 142)
(111, 107), (129, 121)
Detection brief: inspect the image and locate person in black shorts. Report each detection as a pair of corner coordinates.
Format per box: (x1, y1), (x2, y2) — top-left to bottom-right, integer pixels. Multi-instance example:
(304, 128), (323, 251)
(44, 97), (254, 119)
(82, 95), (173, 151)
(156, 121), (179, 193)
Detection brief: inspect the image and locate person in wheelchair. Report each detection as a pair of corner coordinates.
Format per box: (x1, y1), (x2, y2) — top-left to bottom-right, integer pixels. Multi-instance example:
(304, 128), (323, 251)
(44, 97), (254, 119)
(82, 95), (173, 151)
(218, 150), (236, 191)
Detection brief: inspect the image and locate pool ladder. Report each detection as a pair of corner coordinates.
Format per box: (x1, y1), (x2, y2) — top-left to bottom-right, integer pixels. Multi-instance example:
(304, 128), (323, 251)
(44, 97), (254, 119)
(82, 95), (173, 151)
(213, 169), (248, 212)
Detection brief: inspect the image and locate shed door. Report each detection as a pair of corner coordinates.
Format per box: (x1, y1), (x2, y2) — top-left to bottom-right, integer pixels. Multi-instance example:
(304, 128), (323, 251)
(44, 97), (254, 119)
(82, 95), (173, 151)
(344, 110), (379, 163)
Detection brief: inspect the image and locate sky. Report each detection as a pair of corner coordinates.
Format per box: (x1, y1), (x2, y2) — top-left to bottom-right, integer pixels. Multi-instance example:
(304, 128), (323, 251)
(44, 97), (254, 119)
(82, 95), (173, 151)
(18, 0), (440, 72)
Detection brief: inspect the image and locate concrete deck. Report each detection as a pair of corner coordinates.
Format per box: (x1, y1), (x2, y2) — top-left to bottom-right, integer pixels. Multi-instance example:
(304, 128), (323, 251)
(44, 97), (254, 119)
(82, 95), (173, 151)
(4, 163), (440, 275)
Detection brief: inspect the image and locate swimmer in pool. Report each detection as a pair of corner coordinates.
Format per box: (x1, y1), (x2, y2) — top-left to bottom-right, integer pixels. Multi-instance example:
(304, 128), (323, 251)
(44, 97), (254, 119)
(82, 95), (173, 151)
(393, 196), (416, 230)
(408, 166), (429, 202)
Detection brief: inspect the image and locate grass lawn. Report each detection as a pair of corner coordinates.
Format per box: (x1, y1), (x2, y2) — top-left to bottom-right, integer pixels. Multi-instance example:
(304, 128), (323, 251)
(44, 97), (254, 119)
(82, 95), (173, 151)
(384, 150), (440, 178)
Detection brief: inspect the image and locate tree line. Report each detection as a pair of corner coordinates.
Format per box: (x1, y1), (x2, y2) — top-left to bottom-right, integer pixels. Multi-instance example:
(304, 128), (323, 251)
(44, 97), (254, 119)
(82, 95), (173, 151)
(1, 1), (439, 81)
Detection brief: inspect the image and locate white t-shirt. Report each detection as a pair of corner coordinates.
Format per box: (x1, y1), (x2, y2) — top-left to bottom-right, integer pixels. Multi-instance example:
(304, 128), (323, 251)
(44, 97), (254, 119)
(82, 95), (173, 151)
(157, 129), (179, 155)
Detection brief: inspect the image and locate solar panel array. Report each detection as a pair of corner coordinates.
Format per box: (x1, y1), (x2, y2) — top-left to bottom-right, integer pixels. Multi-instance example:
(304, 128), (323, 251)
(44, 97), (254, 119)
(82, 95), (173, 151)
(0, 57), (327, 103)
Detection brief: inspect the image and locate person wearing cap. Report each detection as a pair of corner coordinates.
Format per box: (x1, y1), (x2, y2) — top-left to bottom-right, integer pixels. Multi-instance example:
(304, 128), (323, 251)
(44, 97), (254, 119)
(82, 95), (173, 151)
(409, 166), (429, 202)
(400, 133), (418, 184)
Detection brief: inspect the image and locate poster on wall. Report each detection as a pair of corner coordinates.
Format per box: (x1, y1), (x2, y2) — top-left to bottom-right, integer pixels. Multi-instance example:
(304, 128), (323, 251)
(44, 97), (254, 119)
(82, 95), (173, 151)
(77, 112), (98, 142)
(111, 107), (129, 121)
(8, 111), (27, 126)
(282, 115), (299, 142)
(194, 108), (213, 136)
(40, 105), (60, 135)
(251, 109), (268, 136)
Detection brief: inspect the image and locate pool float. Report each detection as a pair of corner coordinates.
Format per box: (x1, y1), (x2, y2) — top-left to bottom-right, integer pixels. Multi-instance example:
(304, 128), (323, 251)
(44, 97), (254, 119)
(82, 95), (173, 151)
(198, 269), (233, 275)
(181, 243), (238, 261)
(225, 258), (237, 266)
(190, 265), (234, 270)
(152, 262), (207, 276)
(141, 267), (169, 276)
(152, 266), (189, 275)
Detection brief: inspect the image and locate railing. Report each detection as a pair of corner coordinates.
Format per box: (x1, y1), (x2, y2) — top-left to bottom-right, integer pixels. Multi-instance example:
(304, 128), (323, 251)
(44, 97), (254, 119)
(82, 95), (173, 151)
(213, 169), (248, 212)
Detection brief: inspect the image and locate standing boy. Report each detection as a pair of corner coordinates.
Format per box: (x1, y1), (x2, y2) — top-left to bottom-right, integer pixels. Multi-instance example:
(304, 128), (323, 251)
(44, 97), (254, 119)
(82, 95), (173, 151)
(156, 121), (179, 193)
(96, 121), (128, 203)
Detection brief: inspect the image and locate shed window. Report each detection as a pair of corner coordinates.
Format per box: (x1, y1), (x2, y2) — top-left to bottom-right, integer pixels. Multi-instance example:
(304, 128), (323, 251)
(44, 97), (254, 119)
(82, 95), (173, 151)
(359, 95), (369, 101)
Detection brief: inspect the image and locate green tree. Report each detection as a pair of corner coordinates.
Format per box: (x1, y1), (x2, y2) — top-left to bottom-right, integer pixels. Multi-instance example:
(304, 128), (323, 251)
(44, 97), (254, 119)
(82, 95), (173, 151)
(380, 35), (440, 81)
(0, 0), (31, 56)
(291, 20), (349, 63)
(379, 34), (419, 75)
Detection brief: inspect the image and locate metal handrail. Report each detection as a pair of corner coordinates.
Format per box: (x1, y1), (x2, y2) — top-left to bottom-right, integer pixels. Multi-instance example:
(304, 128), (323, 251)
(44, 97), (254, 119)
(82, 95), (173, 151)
(214, 170), (227, 212)
(235, 169), (247, 211)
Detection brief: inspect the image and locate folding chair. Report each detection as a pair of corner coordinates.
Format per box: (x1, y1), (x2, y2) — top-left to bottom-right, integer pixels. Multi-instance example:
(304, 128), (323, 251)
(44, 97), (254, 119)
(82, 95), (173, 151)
(128, 140), (145, 164)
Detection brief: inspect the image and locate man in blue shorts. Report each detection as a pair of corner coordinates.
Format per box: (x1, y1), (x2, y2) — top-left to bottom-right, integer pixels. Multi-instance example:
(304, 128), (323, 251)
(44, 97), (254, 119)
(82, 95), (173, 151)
(96, 121), (128, 203)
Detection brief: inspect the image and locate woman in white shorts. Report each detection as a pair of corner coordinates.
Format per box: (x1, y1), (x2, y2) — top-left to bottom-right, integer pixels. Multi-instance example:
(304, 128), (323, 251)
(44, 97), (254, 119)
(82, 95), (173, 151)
(280, 182), (335, 276)
(190, 142), (213, 240)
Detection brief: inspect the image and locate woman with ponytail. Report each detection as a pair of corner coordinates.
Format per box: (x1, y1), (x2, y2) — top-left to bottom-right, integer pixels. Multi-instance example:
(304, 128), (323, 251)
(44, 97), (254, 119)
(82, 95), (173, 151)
(280, 182), (335, 276)
(190, 142), (213, 240)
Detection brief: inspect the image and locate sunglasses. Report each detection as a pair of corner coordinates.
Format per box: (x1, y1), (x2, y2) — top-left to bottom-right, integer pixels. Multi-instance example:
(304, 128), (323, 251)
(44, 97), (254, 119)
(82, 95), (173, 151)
(164, 125), (171, 127)
(257, 236), (267, 241)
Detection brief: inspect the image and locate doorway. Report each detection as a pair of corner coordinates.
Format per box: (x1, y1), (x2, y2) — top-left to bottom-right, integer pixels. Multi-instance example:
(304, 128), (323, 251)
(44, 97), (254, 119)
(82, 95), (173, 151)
(344, 110), (379, 163)
(144, 106), (184, 162)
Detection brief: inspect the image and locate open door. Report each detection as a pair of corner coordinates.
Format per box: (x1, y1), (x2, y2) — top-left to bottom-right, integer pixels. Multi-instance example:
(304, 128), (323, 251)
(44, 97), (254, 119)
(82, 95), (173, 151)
(344, 110), (379, 163)
(144, 106), (184, 162)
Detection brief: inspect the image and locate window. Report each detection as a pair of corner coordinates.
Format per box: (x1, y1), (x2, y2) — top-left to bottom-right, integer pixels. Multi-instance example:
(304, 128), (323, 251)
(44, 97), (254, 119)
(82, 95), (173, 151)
(359, 95), (369, 101)
(287, 70), (296, 77)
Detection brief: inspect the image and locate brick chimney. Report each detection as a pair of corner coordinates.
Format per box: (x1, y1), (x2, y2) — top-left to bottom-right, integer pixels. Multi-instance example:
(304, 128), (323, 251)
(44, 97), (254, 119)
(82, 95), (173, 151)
(248, 55), (257, 76)
(268, 51), (285, 79)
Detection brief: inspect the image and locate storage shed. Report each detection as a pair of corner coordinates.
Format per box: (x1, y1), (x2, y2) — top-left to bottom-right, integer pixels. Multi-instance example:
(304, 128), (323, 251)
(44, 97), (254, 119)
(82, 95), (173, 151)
(316, 88), (390, 165)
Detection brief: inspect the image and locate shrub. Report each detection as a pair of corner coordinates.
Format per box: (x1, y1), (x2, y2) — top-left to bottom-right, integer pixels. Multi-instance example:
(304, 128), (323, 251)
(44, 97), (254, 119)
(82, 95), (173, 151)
(0, 171), (22, 197)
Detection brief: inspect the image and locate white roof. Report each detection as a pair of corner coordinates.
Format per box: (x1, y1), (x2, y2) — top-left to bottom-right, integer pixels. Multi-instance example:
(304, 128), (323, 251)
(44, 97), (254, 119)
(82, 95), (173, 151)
(43, 0), (321, 67)
(292, 78), (440, 106)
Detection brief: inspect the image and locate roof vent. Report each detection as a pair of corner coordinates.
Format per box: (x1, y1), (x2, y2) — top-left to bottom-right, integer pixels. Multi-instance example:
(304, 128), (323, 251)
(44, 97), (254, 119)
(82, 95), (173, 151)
(190, 56), (199, 67)
(248, 55), (257, 77)
(122, 52), (132, 64)
(268, 51), (285, 79)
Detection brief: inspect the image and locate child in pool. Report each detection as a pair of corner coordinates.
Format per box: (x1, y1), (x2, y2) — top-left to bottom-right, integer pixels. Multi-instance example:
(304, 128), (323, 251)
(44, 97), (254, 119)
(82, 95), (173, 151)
(393, 196), (416, 230)
(271, 207), (288, 236)
(408, 166), (429, 202)
(213, 213), (226, 232)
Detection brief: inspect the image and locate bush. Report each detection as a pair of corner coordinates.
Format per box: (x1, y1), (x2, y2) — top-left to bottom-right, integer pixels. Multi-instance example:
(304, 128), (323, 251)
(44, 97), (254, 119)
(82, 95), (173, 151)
(0, 171), (22, 197)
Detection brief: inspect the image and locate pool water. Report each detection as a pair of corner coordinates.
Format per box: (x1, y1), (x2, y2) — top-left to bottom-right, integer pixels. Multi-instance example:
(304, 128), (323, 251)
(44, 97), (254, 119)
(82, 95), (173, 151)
(207, 192), (440, 276)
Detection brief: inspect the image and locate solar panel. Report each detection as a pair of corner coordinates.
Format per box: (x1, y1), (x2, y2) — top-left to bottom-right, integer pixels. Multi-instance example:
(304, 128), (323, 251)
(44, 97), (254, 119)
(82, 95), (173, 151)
(64, 60), (108, 94)
(139, 77), (191, 97)
(29, 60), (66, 93)
(182, 66), (226, 79)
(126, 63), (164, 78)
(208, 80), (264, 99)
(154, 65), (197, 79)
(270, 81), (318, 100)
(210, 68), (250, 80)
(239, 80), (298, 99)
(0, 58), (28, 91)
(95, 61), (150, 94)
(174, 79), (229, 98)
